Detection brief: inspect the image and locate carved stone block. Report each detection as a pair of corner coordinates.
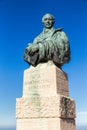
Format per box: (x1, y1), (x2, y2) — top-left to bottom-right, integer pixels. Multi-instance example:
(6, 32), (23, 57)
(16, 96), (76, 119)
(23, 62), (69, 97)
(16, 62), (76, 130)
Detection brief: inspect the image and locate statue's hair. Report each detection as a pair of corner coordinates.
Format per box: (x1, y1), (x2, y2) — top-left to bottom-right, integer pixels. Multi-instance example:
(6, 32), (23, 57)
(42, 13), (55, 23)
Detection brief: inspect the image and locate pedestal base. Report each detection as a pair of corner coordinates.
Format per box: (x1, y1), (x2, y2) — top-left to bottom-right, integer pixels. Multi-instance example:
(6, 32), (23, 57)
(17, 118), (76, 130)
(16, 62), (76, 130)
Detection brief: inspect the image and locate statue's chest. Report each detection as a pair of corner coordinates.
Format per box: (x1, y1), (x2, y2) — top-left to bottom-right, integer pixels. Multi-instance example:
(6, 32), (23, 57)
(39, 32), (53, 41)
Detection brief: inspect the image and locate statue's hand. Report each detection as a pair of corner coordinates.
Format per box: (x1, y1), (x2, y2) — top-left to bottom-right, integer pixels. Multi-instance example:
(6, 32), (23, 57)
(25, 44), (33, 55)
(25, 47), (29, 54)
(29, 44), (39, 55)
(24, 44), (33, 55)
(25, 43), (39, 56)
(29, 47), (35, 55)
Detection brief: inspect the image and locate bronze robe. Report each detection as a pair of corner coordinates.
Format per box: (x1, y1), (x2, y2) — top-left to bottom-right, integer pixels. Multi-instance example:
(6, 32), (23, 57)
(24, 27), (70, 67)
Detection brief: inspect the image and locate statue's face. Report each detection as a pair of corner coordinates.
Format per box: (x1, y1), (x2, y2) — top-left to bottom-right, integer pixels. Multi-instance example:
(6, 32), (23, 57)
(43, 14), (54, 29)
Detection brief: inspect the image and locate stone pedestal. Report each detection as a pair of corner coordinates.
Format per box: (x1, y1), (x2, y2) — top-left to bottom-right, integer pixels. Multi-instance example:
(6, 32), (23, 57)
(16, 61), (76, 130)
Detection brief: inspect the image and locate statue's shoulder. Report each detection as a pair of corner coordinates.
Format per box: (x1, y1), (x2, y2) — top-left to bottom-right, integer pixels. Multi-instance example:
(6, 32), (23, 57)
(52, 28), (63, 36)
(52, 28), (68, 42)
(54, 28), (68, 37)
(55, 28), (63, 32)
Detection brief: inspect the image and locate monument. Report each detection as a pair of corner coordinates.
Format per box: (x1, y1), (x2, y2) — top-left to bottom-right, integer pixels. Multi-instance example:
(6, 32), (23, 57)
(16, 14), (76, 130)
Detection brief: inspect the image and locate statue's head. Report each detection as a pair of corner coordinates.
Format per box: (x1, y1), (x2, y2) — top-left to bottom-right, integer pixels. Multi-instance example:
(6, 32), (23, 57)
(42, 13), (55, 29)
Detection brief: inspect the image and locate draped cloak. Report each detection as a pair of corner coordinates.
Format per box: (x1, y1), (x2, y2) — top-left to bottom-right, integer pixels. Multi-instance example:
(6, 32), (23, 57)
(24, 27), (70, 67)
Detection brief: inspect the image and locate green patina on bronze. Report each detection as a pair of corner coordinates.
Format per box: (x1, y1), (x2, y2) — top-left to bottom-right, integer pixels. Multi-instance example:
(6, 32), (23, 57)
(24, 13), (70, 68)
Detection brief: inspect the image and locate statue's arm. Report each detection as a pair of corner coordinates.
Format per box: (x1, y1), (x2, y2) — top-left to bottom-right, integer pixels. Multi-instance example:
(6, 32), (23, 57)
(61, 31), (70, 51)
(60, 31), (69, 43)
(33, 35), (42, 44)
(25, 36), (40, 55)
(57, 31), (70, 51)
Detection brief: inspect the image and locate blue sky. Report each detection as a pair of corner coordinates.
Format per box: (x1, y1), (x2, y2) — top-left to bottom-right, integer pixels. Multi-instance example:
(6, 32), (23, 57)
(0, 0), (87, 128)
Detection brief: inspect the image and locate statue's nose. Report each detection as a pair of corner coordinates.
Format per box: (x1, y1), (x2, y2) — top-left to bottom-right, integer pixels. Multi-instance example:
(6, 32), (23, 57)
(46, 20), (50, 23)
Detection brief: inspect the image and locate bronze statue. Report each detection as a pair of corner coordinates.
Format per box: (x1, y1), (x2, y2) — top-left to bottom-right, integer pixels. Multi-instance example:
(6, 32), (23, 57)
(24, 13), (70, 68)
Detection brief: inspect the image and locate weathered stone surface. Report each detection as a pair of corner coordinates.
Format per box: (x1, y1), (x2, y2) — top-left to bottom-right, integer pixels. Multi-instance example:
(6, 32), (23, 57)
(16, 96), (75, 119)
(23, 61), (69, 97)
(17, 118), (76, 130)
(59, 96), (76, 118)
(16, 62), (76, 130)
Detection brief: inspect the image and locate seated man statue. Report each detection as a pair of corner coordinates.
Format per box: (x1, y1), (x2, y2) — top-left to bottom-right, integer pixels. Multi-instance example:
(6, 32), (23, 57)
(24, 13), (70, 68)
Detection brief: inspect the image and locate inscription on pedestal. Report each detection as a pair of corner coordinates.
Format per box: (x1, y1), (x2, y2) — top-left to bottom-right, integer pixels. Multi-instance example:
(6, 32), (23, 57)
(23, 67), (57, 96)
